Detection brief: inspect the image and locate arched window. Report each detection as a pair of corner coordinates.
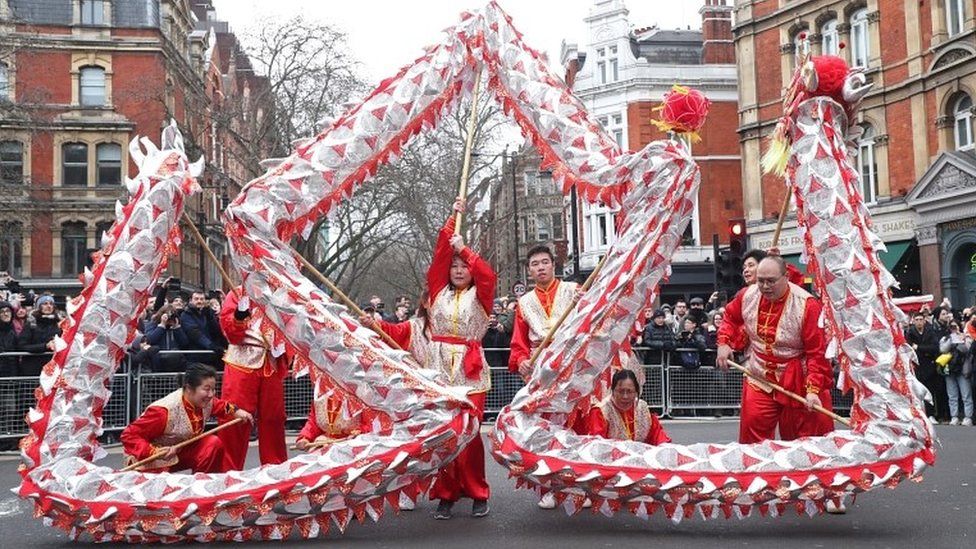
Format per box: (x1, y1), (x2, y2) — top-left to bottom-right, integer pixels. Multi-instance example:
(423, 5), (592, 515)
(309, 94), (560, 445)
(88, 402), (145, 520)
(62, 142), (88, 186)
(61, 222), (88, 276)
(953, 94), (974, 151)
(79, 66), (106, 106)
(821, 19), (839, 56)
(96, 143), (121, 185)
(850, 9), (870, 67)
(0, 221), (23, 277)
(857, 124), (878, 204)
(947, 0), (966, 36)
(0, 141), (23, 184)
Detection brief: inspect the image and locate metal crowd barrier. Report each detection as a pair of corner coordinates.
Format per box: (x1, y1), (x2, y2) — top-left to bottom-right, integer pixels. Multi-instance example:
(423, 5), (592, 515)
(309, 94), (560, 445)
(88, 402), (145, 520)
(0, 348), (855, 443)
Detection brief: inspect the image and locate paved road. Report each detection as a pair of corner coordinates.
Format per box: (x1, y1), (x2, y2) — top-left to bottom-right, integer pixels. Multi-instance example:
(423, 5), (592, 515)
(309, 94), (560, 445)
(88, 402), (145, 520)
(0, 420), (972, 548)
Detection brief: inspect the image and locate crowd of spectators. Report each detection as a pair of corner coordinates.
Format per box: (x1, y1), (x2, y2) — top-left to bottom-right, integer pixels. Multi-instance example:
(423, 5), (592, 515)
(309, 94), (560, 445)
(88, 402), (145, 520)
(635, 292), (726, 368)
(906, 299), (976, 426)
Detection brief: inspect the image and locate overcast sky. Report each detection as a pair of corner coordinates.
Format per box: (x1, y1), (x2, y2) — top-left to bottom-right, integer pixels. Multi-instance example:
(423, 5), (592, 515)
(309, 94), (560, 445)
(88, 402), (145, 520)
(209, 0), (702, 83)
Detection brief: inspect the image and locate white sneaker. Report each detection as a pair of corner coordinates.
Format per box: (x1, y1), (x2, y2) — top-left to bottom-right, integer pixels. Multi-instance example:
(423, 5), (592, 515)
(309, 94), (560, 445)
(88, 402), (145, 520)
(825, 500), (847, 514)
(537, 493), (556, 509)
(949, 417), (960, 426)
(928, 416), (939, 424)
(963, 418), (973, 427)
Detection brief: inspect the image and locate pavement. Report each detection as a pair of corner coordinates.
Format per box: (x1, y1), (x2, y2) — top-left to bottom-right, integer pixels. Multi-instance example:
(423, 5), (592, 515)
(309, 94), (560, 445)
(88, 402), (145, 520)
(0, 419), (972, 548)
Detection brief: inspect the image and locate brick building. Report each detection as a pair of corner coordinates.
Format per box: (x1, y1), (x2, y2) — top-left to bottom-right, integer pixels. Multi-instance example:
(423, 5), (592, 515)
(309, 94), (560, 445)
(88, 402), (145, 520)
(487, 146), (570, 297)
(734, 0), (976, 306)
(0, 0), (269, 298)
(560, 0), (743, 302)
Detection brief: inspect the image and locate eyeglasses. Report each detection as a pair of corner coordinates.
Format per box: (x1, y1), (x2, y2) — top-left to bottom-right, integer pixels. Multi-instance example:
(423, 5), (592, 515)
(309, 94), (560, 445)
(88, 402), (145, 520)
(755, 276), (782, 287)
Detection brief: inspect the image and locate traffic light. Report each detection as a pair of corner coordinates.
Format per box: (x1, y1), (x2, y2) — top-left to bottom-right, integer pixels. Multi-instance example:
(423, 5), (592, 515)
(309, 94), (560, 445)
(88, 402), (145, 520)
(728, 218), (747, 257)
(715, 219), (747, 296)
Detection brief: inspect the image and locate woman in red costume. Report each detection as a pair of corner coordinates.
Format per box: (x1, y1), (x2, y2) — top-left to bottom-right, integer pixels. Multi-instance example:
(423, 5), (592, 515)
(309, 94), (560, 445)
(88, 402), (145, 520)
(362, 198), (496, 520)
(587, 369), (670, 446)
(121, 362), (253, 473)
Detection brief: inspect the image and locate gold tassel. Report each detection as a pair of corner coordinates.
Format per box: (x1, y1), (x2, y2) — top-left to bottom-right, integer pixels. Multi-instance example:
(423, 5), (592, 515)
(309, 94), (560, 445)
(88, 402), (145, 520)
(761, 136), (790, 176)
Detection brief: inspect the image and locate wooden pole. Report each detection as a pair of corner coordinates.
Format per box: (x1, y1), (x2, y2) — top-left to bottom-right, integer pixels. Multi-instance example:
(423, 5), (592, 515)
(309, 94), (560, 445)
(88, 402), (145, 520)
(727, 360), (851, 427)
(122, 417), (245, 472)
(182, 211), (235, 290)
(770, 185), (793, 250)
(525, 255), (609, 369)
(291, 250), (404, 351)
(454, 68), (483, 235)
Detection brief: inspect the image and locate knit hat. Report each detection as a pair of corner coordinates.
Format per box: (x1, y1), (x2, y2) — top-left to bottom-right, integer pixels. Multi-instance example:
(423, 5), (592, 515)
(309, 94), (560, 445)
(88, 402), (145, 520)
(0, 301), (11, 312)
(36, 295), (55, 307)
(652, 309), (666, 319)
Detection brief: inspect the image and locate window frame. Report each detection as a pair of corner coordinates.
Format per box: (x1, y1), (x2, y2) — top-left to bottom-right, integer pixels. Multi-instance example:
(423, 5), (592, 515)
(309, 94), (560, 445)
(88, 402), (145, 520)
(0, 141), (24, 184)
(62, 142), (89, 186)
(953, 94), (974, 151)
(79, 66), (106, 107)
(821, 19), (840, 56)
(857, 124), (878, 204)
(61, 221), (89, 277)
(95, 142), (122, 186)
(0, 222), (23, 277)
(850, 9), (870, 68)
(946, 0), (966, 37)
(80, 0), (104, 26)
(0, 62), (9, 100)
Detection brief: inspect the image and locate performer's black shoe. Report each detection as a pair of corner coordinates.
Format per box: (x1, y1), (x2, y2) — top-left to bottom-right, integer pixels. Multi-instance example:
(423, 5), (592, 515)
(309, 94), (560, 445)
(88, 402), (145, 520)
(472, 499), (490, 518)
(434, 500), (453, 520)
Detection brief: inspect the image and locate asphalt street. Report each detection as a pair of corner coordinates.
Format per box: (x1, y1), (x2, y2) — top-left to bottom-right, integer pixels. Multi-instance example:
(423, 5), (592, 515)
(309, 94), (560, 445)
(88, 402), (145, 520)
(0, 420), (972, 548)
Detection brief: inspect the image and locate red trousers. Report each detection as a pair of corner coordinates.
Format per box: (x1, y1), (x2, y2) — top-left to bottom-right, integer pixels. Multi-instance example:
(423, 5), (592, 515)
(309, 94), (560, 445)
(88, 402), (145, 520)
(169, 435), (233, 473)
(430, 392), (490, 502)
(218, 365), (288, 469)
(739, 383), (835, 444)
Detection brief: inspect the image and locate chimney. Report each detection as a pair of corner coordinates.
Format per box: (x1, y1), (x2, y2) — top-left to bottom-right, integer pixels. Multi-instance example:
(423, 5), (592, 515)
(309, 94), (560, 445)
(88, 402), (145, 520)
(700, 0), (734, 64)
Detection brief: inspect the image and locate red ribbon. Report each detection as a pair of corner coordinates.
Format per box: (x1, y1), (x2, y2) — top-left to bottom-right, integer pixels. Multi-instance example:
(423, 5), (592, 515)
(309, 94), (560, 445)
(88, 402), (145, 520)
(430, 334), (484, 380)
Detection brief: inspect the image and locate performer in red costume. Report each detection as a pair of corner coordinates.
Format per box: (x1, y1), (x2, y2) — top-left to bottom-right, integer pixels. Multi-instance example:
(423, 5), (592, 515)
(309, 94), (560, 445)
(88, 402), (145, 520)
(717, 256), (834, 444)
(217, 288), (290, 469)
(121, 362), (253, 473)
(508, 245), (578, 381)
(366, 198), (495, 520)
(294, 393), (370, 449)
(587, 369), (670, 446)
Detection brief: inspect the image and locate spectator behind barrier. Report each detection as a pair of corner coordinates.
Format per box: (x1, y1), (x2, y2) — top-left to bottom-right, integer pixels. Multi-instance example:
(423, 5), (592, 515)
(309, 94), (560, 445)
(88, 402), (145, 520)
(482, 299), (512, 369)
(180, 291), (227, 365)
(0, 301), (17, 376)
(143, 304), (190, 372)
(906, 312), (946, 423)
(674, 317), (707, 370)
(641, 309), (675, 365)
(17, 295), (61, 376)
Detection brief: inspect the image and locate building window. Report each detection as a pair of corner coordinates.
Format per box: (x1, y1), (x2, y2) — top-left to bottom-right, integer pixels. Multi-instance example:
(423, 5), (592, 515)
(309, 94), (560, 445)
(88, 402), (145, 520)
(551, 212), (564, 240)
(61, 222), (88, 276)
(536, 214), (551, 241)
(850, 10), (870, 67)
(523, 215), (535, 244)
(953, 94), (974, 151)
(857, 124), (878, 203)
(946, 0), (965, 36)
(80, 0), (104, 25)
(821, 19), (839, 56)
(597, 47), (606, 84)
(62, 143), (88, 186)
(79, 66), (106, 106)
(0, 62), (9, 100)
(609, 45), (619, 82)
(0, 222), (23, 277)
(524, 171), (538, 196)
(96, 143), (121, 185)
(0, 141), (24, 184)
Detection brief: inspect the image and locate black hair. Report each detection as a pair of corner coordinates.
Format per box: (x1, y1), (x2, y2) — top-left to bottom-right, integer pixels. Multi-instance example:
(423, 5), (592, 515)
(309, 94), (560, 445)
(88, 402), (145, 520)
(743, 249), (767, 264)
(611, 369), (641, 393)
(179, 362), (218, 390)
(525, 245), (554, 265)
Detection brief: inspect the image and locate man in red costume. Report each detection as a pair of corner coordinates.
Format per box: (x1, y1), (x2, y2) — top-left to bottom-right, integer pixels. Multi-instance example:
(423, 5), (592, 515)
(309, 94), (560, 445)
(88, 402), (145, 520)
(508, 245), (578, 381)
(717, 256), (834, 444)
(217, 289), (290, 469)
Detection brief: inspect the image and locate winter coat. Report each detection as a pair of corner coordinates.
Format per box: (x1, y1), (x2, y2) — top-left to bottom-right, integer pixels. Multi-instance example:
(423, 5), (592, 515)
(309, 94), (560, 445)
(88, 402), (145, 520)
(906, 324), (940, 381)
(17, 313), (61, 376)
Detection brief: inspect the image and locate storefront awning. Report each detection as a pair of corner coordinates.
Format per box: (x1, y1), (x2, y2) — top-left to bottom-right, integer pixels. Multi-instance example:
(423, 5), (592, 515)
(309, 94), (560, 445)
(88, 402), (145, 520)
(782, 240), (912, 274)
